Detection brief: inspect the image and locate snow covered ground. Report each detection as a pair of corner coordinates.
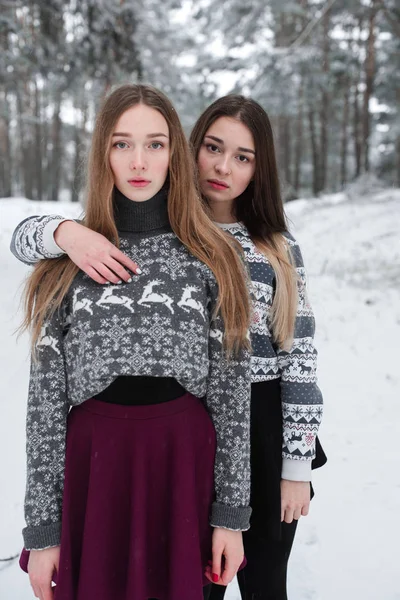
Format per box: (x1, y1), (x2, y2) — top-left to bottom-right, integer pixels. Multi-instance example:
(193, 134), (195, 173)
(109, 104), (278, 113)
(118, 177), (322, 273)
(0, 188), (399, 599)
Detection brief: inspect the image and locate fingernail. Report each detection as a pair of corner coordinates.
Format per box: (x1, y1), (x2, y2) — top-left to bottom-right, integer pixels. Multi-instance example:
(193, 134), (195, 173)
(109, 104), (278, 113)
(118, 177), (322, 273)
(116, 280), (122, 285)
(212, 574), (219, 583)
(127, 278), (132, 283)
(136, 268), (142, 274)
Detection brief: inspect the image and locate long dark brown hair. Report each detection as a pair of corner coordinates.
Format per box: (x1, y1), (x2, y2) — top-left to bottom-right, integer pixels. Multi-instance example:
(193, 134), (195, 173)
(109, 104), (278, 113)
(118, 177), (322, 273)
(190, 95), (298, 349)
(23, 85), (251, 355)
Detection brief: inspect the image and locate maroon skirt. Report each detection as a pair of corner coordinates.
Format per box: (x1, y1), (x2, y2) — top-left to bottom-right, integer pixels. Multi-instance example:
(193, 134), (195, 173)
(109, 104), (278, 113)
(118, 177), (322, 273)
(21, 393), (217, 600)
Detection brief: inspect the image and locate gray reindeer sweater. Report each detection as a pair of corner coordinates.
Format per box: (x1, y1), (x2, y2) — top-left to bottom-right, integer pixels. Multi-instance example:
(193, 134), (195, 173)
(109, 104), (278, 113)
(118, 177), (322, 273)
(17, 190), (252, 551)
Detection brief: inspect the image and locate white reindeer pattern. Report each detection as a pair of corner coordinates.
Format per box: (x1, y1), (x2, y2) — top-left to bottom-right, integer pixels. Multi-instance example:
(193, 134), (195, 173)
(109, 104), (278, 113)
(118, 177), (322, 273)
(177, 285), (206, 320)
(137, 280), (175, 314)
(209, 328), (223, 345)
(37, 323), (61, 355)
(72, 287), (93, 315)
(96, 286), (135, 313)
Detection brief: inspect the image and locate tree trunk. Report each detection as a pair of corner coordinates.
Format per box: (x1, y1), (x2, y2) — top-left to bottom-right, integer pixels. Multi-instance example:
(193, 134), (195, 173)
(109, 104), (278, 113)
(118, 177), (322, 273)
(283, 116), (291, 186)
(319, 7), (331, 191)
(34, 80), (43, 200)
(49, 89), (63, 201)
(340, 78), (350, 188)
(16, 84), (34, 199)
(353, 83), (362, 178)
(294, 79), (304, 193)
(71, 97), (88, 203)
(308, 108), (319, 196)
(41, 84), (50, 199)
(277, 115), (291, 188)
(0, 88), (12, 197)
(362, 1), (377, 173)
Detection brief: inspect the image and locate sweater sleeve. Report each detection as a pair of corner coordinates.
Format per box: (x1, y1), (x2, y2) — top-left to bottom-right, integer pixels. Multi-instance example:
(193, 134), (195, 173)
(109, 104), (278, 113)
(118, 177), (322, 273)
(278, 234), (323, 482)
(10, 215), (68, 265)
(23, 306), (69, 550)
(205, 277), (252, 531)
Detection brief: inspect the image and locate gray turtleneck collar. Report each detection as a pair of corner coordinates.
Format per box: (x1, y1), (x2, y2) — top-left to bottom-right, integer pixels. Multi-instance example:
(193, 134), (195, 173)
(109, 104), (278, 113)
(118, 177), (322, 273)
(114, 186), (170, 233)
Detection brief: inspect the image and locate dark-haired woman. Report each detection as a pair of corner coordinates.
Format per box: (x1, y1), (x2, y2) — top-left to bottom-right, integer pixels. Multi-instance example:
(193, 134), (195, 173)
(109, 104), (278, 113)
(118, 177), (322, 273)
(191, 96), (326, 600)
(10, 94), (325, 600)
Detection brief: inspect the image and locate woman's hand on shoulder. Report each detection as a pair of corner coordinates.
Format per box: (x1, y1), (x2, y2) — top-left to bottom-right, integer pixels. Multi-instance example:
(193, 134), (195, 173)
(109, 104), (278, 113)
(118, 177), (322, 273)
(281, 479), (311, 523)
(205, 527), (244, 586)
(28, 546), (60, 600)
(54, 221), (141, 284)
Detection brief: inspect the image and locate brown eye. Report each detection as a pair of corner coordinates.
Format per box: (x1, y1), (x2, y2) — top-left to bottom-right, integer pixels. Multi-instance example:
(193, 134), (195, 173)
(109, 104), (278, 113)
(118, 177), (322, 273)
(206, 144), (220, 153)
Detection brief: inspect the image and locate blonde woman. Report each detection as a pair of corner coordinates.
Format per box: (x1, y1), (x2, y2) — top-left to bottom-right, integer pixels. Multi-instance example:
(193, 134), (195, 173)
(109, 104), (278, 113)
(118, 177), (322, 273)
(15, 85), (252, 600)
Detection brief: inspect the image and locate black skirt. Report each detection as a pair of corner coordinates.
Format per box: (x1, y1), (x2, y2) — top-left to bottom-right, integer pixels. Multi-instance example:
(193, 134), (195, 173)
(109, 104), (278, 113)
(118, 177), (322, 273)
(249, 379), (327, 541)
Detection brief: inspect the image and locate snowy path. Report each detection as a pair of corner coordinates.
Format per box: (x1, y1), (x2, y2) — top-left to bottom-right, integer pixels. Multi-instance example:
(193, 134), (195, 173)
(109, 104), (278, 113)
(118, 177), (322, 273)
(0, 190), (399, 599)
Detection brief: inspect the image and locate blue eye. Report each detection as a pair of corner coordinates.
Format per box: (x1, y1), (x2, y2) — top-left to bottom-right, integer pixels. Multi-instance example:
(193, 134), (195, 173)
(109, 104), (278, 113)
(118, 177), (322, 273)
(113, 141), (128, 149)
(150, 142), (163, 150)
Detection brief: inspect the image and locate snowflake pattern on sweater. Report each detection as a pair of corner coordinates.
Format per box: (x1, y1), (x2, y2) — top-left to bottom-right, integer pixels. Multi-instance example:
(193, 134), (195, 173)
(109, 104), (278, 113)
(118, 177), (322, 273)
(12, 215), (252, 550)
(11, 213), (323, 480)
(217, 223), (323, 471)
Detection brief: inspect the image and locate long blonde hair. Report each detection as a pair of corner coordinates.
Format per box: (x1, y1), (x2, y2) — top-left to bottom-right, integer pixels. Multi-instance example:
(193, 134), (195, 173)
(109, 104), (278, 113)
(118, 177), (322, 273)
(190, 94), (298, 350)
(22, 85), (250, 355)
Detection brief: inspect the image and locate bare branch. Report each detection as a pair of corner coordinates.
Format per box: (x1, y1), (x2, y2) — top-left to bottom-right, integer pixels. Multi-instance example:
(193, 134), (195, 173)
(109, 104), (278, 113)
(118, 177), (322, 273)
(288, 0), (339, 50)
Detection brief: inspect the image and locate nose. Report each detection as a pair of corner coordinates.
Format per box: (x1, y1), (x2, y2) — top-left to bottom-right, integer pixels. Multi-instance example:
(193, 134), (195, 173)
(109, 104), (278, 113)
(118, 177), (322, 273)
(129, 148), (146, 171)
(215, 157), (231, 176)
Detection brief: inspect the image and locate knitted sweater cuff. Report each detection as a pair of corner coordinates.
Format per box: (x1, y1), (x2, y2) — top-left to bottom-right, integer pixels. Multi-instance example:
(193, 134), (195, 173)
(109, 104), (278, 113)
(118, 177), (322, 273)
(42, 218), (69, 256)
(23, 521), (62, 551)
(281, 457), (312, 482)
(210, 502), (252, 531)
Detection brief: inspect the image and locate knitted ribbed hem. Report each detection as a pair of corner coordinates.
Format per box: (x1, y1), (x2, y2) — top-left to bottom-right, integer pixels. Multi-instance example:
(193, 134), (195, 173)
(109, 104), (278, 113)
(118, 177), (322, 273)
(23, 521), (61, 551)
(210, 502), (252, 532)
(281, 457), (312, 482)
(42, 217), (69, 256)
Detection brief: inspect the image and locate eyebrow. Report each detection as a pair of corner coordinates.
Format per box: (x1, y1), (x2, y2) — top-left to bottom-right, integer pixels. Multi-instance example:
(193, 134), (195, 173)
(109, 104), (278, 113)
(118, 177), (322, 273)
(205, 134), (255, 155)
(112, 132), (169, 139)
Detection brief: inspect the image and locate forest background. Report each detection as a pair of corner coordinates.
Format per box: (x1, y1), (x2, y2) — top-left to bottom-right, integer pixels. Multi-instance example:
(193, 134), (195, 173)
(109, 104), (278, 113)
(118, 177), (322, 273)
(1, 0), (399, 203)
(1, 3), (400, 598)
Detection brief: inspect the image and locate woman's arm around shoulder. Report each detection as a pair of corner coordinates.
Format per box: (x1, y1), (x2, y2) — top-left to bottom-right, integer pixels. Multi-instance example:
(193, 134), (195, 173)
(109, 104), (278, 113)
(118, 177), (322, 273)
(10, 215), (140, 283)
(10, 215), (70, 265)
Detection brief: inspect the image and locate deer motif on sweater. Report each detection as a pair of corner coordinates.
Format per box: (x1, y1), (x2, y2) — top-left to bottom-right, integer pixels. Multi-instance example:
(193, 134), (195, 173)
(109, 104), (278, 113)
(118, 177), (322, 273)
(96, 286), (135, 313)
(137, 280), (174, 314)
(177, 285), (206, 320)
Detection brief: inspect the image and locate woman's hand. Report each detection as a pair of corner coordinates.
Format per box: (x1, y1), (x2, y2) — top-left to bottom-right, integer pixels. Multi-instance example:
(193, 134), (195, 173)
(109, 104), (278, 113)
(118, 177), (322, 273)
(54, 221), (141, 284)
(281, 479), (311, 523)
(205, 527), (244, 586)
(28, 546), (60, 600)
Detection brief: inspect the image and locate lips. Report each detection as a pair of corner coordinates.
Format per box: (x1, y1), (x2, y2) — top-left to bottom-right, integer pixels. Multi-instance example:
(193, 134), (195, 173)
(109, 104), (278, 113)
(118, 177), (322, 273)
(128, 178), (151, 188)
(207, 179), (229, 190)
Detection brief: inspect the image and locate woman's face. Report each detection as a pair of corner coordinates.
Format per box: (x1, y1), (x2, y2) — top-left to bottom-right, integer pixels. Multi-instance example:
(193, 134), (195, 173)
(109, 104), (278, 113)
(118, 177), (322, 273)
(197, 116), (256, 210)
(109, 104), (170, 202)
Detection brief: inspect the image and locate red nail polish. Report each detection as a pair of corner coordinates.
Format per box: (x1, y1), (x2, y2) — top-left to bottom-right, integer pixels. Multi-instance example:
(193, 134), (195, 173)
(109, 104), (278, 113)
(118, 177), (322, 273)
(212, 573), (219, 583)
